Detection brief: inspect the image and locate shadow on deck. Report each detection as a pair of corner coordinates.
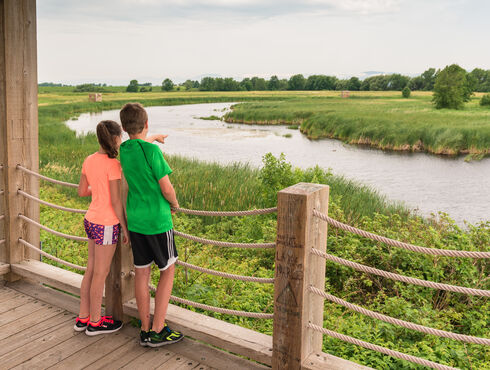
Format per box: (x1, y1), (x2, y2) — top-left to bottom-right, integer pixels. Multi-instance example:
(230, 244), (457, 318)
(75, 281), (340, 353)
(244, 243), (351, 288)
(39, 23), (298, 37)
(0, 282), (268, 370)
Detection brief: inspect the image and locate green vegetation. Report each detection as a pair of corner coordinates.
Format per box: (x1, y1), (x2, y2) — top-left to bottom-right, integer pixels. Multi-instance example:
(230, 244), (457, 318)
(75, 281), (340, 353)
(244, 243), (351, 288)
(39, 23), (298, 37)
(402, 86), (411, 98)
(34, 90), (489, 369)
(433, 64), (473, 110)
(199, 115), (221, 121)
(224, 93), (490, 156)
(480, 94), (490, 107)
(162, 78), (174, 92)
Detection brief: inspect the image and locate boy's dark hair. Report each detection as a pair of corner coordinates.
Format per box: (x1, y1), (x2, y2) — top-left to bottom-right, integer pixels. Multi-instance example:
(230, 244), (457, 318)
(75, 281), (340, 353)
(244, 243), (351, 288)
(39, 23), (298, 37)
(120, 102), (148, 134)
(96, 120), (122, 158)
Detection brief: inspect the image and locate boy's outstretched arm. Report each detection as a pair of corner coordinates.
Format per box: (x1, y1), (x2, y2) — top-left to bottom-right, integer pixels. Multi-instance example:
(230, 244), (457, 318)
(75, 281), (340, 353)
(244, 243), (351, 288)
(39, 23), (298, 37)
(78, 174), (92, 197)
(146, 134), (168, 144)
(158, 175), (179, 213)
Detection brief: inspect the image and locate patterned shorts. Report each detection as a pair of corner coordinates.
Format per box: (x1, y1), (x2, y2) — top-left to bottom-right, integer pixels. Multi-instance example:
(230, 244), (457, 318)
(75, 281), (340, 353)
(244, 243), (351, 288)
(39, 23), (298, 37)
(84, 218), (120, 245)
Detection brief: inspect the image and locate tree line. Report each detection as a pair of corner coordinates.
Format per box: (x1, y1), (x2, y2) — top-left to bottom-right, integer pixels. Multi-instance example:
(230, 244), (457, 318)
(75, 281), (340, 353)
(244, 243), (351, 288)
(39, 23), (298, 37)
(152, 67), (490, 93)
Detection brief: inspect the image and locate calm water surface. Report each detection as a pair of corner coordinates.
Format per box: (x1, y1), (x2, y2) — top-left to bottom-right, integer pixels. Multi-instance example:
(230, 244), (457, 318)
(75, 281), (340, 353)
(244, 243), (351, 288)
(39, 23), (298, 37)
(67, 103), (490, 225)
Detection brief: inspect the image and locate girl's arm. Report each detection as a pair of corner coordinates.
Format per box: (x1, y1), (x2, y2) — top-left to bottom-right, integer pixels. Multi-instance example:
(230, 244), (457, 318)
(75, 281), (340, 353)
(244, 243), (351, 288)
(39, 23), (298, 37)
(109, 179), (129, 244)
(78, 174), (92, 197)
(145, 134), (168, 144)
(158, 175), (179, 214)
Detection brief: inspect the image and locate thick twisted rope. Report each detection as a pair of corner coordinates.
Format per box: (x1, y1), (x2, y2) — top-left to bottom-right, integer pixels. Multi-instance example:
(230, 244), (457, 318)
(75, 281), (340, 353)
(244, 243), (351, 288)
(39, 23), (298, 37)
(0, 215), (4, 221)
(0, 239), (5, 245)
(176, 260), (274, 283)
(0, 190), (4, 195)
(18, 190), (87, 214)
(174, 230), (275, 249)
(19, 214), (89, 242)
(308, 286), (490, 345)
(311, 248), (490, 297)
(313, 210), (490, 258)
(18, 238), (86, 271)
(148, 284), (273, 319)
(307, 323), (457, 370)
(16, 165), (78, 188)
(174, 207), (277, 217)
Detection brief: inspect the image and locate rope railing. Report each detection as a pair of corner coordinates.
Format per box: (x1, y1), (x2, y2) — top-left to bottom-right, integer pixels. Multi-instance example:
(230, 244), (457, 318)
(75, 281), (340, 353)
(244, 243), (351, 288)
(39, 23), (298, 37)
(18, 214), (88, 242)
(176, 260), (274, 283)
(16, 165), (78, 188)
(174, 230), (275, 249)
(148, 284), (273, 319)
(311, 248), (490, 297)
(174, 207), (277, 217)
(18, 238), (86, 271)
(17, 190), (87, 214)
(307, 323), (457, 370)
(313, 210), (490, 258)
(308, 286), (490, 346)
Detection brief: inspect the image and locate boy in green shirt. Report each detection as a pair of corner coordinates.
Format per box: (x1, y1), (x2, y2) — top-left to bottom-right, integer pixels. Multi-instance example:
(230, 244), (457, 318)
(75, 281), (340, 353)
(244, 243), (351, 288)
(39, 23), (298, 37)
(119, 102), (183, 347)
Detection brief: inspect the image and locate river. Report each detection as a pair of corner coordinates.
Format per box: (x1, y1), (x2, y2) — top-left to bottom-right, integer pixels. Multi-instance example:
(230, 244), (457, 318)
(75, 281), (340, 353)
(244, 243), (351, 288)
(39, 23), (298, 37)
(66, 102), (490, 226)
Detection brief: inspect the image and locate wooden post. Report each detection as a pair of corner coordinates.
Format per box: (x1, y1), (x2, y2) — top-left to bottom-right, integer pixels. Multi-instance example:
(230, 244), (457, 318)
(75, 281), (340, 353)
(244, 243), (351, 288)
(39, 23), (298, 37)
(105, 176), (135, 320)
(272, 183), (329, 369)
(0, 0), (40, 280)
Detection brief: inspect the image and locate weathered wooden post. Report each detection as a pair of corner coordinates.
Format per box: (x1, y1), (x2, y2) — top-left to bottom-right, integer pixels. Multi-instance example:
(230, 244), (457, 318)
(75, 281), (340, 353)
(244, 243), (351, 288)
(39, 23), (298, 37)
(105, 176), (135, 320)
(273, 183), (329, 369)
(0, 0), (40, 280)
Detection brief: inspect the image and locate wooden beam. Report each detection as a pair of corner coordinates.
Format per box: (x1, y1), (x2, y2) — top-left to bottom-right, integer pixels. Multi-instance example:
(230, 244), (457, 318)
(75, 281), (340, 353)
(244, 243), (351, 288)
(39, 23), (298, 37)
(105, 176), (134, 321)
(0, 262), (10, 275)
(303, 352), (371, 370)
(272, 183), (329, 369)
(0, 0), (40, 281)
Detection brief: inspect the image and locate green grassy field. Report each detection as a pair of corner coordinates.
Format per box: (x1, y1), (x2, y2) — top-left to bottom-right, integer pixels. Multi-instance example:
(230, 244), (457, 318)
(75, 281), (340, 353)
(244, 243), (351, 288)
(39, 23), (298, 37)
(35, 89), (489, 369)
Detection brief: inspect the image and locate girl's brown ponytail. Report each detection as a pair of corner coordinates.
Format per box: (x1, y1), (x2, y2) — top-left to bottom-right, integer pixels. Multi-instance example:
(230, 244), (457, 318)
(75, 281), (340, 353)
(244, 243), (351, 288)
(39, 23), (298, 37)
(96, 120), (122, 158)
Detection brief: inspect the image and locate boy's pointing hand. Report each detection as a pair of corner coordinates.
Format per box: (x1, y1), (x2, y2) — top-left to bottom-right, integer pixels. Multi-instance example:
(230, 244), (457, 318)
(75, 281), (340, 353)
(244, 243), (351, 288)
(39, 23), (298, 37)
(147, 134), (168, 144)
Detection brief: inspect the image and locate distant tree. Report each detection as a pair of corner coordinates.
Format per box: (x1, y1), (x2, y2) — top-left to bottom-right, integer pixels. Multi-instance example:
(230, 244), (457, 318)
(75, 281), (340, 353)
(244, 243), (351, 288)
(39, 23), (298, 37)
(126, 79), (139, 92)
(334, 79), (349, 91)
(402, 86), (411, 98)
(223, 77), (240, 91)
(214, 78), (224, 91)
(360, 79), (370, 91)
(432, 64), (472, 109)
(183, 80), (194, 90)
(251, 77), (266, 91)
(268, 75), (280, 90)
(387, 74), (410, 91)
(288, 74), (306, 90)
(161, 78), (174, 91)
(240, 78), (253, 91)
(480, 94), (490, 107)
(469, 68), (490, 92)
(409, 76), (424, 90)
(421, 68), (437, 90)
(278, 79), (289, 90)
(347, 77), (361, 91)
(200, 77), (215, 91)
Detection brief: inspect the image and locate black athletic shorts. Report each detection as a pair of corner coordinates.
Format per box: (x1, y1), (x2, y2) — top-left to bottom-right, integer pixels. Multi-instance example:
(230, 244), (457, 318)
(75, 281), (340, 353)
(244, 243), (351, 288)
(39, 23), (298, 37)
(129, 229), (178, 271)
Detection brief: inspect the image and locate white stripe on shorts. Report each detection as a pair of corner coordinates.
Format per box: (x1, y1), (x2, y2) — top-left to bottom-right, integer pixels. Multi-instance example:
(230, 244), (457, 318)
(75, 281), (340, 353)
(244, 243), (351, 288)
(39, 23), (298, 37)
(103, 225), (113, 245)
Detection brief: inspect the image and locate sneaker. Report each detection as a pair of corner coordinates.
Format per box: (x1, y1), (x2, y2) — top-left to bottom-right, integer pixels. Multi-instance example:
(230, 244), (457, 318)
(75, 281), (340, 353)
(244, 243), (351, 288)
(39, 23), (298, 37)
(147, 324), (184, 347)
(140, 330), (151, 346)
(85, 316), (123, 336)
(74, 316), (89, 332)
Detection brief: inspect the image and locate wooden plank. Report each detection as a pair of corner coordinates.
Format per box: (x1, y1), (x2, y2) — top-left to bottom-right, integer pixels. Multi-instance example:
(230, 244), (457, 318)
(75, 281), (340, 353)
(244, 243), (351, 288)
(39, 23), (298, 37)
(0, 318), (80, 368)
(154, 353), (193, 369)
(0, 312), (73, 358)
(0, 0), (40, 279)
(303, 352), (372, 370)
(0, 288), (21, 303)
(0, 294), (34, 314)
(49, 326), (133, 369)
(0, 262), (9, 275)
(11, 259), (83, 297)
(7, 279), (82, 314)
(0, 304), (63, 340)
(0, 297), (53, 327)
(120, 347), (176, 369)
(124, 299), (273, 366)
(11, 330), (104, 370)
(273, 183), (328, 369)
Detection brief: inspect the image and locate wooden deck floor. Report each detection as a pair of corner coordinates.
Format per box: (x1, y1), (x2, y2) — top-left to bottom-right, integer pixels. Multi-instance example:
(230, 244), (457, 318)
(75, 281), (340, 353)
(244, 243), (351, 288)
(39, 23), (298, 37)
(0, 283), (268, 370)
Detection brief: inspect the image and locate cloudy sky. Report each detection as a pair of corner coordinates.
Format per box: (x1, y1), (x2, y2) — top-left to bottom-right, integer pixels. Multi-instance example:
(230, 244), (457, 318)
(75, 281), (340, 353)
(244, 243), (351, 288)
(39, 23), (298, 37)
(37, 0), (490, 85)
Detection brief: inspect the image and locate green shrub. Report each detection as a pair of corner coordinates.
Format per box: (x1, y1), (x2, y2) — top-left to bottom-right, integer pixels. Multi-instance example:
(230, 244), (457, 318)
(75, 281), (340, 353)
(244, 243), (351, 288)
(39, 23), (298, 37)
(480, 94), (490, 106)
(402, 86), (411, 98)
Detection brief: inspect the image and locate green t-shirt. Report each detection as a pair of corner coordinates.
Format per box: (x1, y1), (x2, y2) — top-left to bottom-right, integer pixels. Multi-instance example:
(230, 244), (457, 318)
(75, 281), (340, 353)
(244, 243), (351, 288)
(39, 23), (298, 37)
(120, 139), (173, 235)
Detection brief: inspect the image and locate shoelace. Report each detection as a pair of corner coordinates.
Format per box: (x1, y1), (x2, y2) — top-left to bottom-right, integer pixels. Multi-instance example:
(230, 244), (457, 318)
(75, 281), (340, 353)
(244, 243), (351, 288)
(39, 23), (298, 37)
(102, 316), (114, 324)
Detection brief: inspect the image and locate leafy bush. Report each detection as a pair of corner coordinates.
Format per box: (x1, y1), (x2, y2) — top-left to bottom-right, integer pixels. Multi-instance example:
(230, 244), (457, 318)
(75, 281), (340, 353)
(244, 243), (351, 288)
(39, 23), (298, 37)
(433, 64), (472, 109)
(402, 86), (411, 98)
(480, 94), (490, 106)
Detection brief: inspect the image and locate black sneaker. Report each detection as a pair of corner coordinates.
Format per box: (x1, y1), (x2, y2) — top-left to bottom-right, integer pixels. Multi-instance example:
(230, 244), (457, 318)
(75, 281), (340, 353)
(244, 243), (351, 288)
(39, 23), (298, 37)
(140, 330), (150, 346)
(85, 316), (123, 336)
(74, 316), (89, 332)
(147, 324), (184, 347)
